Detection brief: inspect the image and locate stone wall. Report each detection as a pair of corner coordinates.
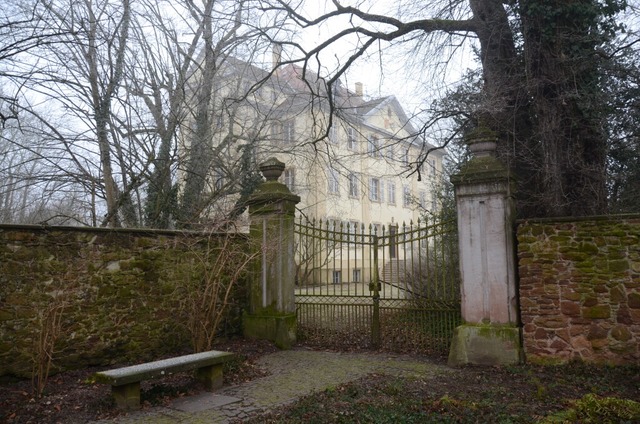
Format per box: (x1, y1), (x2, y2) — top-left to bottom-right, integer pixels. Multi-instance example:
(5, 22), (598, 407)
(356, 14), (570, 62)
(0, 225), (249, 378)
(517, 215), (640, 364)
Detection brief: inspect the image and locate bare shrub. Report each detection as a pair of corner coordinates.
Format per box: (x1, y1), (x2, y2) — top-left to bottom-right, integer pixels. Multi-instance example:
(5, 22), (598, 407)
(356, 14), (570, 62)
(176, 229), (259, 352)
(30, 285), (69, 400)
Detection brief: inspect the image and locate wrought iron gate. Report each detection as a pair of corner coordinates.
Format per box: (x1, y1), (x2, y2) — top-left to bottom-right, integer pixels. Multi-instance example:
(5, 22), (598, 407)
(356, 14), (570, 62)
(294, 216), (461, 356)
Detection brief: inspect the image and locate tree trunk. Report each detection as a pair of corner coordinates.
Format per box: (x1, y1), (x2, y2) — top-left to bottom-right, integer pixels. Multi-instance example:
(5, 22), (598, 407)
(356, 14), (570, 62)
(519, 0), (608, 217)
(470, 0), (608, 217)
(178, 7), (216, 227)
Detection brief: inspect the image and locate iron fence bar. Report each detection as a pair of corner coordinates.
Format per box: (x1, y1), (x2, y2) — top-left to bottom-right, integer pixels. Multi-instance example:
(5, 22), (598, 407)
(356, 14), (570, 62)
(294, 216), (460, 355)
(371, 233), (380, 348)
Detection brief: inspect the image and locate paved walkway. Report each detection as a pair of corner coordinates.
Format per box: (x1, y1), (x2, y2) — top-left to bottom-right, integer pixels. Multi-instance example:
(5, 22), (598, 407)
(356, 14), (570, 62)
(94, 349), (450, 423)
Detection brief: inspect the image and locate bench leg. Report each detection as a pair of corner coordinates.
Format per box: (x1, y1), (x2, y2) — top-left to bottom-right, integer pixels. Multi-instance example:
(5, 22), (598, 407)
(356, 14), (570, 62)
(195, 364), (223, 391)
(112, 382), (141, 410)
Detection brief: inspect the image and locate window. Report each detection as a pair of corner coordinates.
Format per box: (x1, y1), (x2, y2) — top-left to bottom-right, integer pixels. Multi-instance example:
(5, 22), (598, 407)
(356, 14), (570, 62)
(332, 270), (342, 284)
(367, 135), (380, 157)
(403, 185), (412, 207)
(369, 177), (380, 202)
(328, 168), (339, 194)
(328, 125), (338, 144)
(386, 144), (395, 161)
(283, 168), (295, 191)
(402, 149), (410, 166)
(327, 219), (339, 249)
(347, 127), (357, 150)
(270, 121), (294, 143)
(429, 159), (436, 176)
(347, 220), (359, 242)
(420, 191), (427, 208)
(387, 182), (396, 204)
(348, 173), (359, 197)
(380, 180), (385, 202)
(352, 269), (361, 283)
(283, 120), (295, 143)
(431, 193), (437, 211)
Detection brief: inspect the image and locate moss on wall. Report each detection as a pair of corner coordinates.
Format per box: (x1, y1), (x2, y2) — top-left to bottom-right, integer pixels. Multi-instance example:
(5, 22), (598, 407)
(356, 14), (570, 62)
(0, 225), (250, 378)
(517, 215), (640, 364)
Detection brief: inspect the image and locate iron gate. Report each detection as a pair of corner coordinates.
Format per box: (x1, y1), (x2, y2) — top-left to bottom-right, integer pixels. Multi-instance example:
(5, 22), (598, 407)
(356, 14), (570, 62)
(294, 216), (461, 356)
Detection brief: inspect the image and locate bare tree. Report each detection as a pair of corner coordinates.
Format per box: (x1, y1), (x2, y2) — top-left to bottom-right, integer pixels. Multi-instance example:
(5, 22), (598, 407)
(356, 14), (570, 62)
(1, 0), (275, 228)
(0, 104), (95, 225)
(253, 0), (631, 218)
(0, 0), (76, 127)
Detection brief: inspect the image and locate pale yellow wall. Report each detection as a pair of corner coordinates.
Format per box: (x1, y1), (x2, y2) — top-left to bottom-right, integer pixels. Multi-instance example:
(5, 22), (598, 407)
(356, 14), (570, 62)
(182, 62), (445, 229)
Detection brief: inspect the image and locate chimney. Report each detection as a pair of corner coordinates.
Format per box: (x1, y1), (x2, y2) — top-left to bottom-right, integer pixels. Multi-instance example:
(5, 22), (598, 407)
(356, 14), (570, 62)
(355, 82), (363, 97)
(272, 44), (282, 70)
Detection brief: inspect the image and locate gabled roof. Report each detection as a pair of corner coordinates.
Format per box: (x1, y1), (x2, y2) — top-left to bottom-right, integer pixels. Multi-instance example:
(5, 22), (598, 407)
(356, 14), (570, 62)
(190, 51), (436, 148)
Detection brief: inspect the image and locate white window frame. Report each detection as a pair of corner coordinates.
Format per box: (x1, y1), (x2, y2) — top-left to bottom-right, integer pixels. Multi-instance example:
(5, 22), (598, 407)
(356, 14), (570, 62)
(348, 173), (359, 197)
(387, 182), (396, 205)
(352, 269), (361, 283)
(284, 168), (295, 191)
(328, 167), (340, 194)
(347, 220), (359, 242)
(283, 120), (295, 144)
(369, 177), (380, 202)
(367, 135), (380, 158)
(347, 127), (357, 150)
(403, 149), (410, 166)
(332, 270), (342, 284)
(403, 185), (412, 207)
(386, 144), (395, 161)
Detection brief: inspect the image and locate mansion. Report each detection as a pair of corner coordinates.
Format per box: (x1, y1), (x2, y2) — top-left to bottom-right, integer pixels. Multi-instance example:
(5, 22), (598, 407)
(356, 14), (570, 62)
(184, 50), (445, 232)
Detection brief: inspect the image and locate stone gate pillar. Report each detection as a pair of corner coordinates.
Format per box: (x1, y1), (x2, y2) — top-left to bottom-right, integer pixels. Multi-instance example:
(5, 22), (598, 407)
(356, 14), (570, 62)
(448, 128), (523, 366)
(243, 157), (300, 349)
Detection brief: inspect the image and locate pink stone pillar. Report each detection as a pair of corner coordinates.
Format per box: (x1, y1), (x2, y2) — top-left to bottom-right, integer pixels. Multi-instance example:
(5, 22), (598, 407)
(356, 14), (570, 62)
(448, 129), (523, 366)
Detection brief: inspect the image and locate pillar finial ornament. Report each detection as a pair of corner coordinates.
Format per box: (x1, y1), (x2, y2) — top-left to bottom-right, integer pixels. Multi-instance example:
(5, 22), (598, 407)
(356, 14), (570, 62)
(259, 157), (285, 181)
(465, 127), (498, 158)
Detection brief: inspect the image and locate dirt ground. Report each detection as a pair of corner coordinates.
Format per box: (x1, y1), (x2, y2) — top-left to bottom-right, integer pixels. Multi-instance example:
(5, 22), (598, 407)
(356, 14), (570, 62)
(245, 360), (640, 423)
(0, 338), (279, 424)
(2, 339), (638, 424)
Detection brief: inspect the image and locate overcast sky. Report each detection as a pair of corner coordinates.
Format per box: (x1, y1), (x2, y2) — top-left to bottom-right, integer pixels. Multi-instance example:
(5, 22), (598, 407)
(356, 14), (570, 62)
(285, 0), (478, 117)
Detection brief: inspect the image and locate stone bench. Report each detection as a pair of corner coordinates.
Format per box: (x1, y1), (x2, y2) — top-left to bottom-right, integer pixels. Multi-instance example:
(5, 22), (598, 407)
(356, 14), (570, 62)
(93, 350), (234, 410)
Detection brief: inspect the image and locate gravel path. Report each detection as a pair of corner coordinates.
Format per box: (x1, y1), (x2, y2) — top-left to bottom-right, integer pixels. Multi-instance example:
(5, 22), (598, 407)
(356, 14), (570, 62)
(93, 349), (450, 423)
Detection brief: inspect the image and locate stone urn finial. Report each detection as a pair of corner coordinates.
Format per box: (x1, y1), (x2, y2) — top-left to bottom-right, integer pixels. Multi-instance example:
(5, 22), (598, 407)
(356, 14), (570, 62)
(465, 127), (498, 158)
(259, 157), (285, 181)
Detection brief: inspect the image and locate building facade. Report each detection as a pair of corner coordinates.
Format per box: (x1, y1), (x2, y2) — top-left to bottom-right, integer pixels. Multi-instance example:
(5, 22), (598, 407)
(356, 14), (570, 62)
(182, 53), (445, 232)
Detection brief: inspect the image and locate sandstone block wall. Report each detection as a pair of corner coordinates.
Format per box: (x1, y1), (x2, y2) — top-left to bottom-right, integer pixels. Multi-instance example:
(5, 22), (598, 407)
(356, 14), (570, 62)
(517, 215), (640, 364)
(0, 225), (248, 378)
